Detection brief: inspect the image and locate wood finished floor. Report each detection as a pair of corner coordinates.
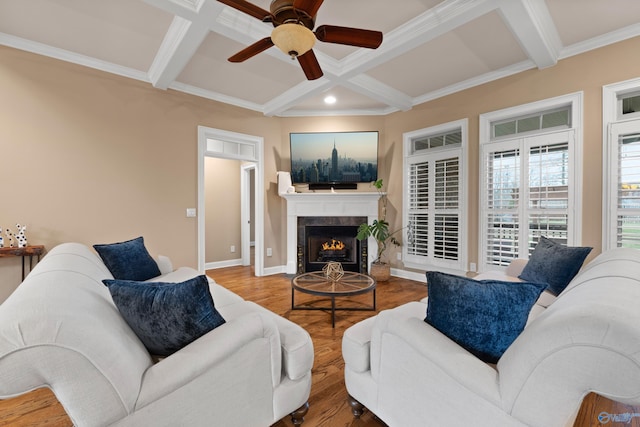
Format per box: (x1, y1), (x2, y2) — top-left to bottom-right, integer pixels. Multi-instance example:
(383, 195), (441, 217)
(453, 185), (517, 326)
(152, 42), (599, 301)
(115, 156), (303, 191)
(0, 264), (429, 427)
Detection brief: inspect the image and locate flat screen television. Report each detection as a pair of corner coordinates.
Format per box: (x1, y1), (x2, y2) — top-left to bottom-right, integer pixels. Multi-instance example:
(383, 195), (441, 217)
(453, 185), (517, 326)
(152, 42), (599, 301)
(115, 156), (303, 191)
(289, 131), (379, 190)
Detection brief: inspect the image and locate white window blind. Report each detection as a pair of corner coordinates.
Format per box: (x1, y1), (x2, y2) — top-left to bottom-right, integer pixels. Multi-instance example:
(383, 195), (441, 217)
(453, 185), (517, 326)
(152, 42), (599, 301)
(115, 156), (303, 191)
(481, 131), (574, 268)
(485, 148), (520, 266)
(407, 160), (428, 258)
(406, 152), (462, 269)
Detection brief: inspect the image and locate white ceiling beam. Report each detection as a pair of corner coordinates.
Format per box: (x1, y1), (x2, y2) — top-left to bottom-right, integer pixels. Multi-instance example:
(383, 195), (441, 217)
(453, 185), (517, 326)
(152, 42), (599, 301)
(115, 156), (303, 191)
(497, 0), (560, 69)
(146, 0), (227, 89)
(140, 0), (203, 20)
(262, 79), (334, 116)
(343, 75), (413, 112)
(148, 16), (211, 89)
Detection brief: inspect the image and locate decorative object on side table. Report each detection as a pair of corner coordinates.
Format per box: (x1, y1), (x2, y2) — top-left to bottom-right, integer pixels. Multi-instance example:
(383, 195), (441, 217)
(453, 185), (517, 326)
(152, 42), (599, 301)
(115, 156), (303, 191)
(1, 224), (28, 248)
(356, 179), (401, 282)
(15, 224), (27, 248)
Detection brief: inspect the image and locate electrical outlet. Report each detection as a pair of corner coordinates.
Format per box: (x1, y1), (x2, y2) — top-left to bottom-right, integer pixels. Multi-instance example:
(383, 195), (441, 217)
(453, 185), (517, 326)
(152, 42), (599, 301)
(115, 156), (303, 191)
(186, 208), (196, 218)
(470, 262), (477, 272)
(230, 245), (236, 253)
(266, 248), (273, 257)
(396, 252), (402, 261)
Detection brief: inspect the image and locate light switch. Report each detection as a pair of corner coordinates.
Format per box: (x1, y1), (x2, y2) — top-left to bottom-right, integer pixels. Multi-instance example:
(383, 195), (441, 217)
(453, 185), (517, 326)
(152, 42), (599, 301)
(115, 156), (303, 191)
(186, 208), (197, 218)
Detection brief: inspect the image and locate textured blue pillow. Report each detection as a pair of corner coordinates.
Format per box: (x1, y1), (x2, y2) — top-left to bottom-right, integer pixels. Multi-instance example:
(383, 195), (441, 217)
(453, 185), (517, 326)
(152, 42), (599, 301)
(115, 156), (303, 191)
(94, 236), (161, 281)
(103, 275), (225, 356)
(425, 271), (547, 363)
(518, 236), (592, 296)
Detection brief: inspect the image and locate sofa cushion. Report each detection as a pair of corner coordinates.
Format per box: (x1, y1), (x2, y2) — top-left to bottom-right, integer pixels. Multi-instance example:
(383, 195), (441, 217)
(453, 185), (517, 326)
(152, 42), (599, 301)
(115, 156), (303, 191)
(425, 271), (547, 363)
(518, 236), (592, 295)
(94, 236), (161, 281)
(103, 275), (225, 356)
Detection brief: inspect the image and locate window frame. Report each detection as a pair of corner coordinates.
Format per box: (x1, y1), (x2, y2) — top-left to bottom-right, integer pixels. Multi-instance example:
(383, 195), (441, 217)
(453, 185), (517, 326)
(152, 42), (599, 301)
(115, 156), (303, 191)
(603, 77), (640, 250)
(402, 119), (468, 274)
(478, 92), (584, 272)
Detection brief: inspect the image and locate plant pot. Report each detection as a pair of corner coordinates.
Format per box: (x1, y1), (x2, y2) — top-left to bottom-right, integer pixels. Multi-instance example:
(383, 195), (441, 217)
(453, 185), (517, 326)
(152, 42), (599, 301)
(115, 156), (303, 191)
(369, 262), (391, 282)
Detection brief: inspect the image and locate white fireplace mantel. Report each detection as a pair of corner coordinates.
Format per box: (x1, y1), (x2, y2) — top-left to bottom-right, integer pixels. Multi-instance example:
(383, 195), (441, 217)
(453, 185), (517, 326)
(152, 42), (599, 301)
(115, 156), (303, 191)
(280, 192), (381, 274)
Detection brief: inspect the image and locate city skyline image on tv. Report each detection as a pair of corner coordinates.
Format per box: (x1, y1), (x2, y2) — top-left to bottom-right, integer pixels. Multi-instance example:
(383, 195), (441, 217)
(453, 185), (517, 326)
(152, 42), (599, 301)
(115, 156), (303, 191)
(289, 131), (378, 185)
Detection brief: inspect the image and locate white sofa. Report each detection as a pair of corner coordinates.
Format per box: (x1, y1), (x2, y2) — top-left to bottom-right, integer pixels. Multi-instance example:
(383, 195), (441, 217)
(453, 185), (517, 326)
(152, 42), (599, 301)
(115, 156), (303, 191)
(0, 242), (314, 427)
(342, 248), (640, 427)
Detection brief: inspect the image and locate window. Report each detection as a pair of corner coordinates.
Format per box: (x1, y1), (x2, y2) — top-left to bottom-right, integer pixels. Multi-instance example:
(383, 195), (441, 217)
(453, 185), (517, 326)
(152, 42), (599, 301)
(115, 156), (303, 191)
(403, 120), (467, 273)
(619, 91), (640, 119)
(479, 93), (583, 271)
(603, 78), (640, 250)
(492, 106), (571, 139)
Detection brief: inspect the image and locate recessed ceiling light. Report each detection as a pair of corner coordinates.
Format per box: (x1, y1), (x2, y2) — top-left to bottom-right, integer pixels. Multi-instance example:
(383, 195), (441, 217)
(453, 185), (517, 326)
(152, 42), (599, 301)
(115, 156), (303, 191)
(324, 95), (336, 105)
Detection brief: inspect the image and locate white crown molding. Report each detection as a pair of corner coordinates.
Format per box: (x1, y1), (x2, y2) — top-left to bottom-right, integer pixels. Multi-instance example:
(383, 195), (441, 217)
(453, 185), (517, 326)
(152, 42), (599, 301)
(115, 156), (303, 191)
(0, 33), (149, 83)
(412, 59), (536, 106)
(559, 23), (640, 60)
(169, 81), (264, 112)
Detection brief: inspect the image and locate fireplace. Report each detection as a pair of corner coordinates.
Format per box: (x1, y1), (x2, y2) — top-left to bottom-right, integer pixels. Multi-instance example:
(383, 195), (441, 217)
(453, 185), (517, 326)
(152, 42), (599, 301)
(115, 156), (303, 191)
(297, 217), (368, 273)
(280, 192), (381, 275)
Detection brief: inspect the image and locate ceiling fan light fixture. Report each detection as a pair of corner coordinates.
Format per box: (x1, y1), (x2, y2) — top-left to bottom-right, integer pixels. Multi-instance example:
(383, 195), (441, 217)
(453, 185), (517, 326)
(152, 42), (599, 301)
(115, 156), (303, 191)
(271, 23), (315, 59)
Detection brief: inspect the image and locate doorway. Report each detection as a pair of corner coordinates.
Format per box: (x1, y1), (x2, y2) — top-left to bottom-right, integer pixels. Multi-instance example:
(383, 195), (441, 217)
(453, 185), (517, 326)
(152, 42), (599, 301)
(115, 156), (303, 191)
(197, 126), (264, 276)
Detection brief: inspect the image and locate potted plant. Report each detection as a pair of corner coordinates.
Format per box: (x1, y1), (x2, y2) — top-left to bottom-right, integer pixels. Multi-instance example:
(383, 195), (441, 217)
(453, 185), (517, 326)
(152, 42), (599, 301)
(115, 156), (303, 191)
(356, 179), (401, 282)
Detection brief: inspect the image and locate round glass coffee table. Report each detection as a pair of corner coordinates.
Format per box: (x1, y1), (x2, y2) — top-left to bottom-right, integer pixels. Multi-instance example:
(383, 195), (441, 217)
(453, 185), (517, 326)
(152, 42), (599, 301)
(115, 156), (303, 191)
(291, 271), (376, 327)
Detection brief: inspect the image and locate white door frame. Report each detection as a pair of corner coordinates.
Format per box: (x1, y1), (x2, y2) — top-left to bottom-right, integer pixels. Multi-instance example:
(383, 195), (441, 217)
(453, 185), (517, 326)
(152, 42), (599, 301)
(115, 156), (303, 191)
(241, 163), (255, 266)
(197, 126), (264, 276)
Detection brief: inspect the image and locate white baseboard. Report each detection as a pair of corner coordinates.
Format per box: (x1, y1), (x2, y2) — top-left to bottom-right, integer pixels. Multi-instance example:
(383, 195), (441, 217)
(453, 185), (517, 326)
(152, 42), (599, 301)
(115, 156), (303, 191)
(205, 259), (243, 270)
(390, 268), (427, 284)
(262, 265), (287, 276)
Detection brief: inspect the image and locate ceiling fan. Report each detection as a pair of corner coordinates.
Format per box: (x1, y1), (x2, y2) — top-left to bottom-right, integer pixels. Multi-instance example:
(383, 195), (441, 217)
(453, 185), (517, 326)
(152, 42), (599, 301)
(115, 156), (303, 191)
(217, 0), (383, 80)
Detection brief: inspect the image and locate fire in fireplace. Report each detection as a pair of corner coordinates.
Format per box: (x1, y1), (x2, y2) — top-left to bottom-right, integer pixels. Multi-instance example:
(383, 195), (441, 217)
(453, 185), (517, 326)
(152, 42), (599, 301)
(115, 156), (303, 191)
(297, 217), (368, 274)
(318, 238), (348, 262)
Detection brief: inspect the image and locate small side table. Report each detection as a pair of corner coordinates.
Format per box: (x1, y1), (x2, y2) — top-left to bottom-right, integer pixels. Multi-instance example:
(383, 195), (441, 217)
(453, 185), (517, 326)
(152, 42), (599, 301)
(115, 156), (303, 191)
(0, 245), (45, 280)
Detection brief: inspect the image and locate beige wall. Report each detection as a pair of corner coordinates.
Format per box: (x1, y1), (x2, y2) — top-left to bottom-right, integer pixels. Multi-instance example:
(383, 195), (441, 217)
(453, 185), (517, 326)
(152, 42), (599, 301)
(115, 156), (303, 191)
(0, 46), (283, 299)
(2, 36), (640, 298)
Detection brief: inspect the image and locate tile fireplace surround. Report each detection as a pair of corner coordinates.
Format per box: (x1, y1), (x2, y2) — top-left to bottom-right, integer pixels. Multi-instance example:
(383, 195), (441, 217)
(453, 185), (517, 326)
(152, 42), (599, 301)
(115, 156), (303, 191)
(280, 192), (381, 275)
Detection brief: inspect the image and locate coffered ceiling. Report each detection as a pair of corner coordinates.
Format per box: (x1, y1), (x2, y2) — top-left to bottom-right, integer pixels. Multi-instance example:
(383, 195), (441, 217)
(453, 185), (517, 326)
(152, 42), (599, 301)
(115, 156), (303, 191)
(1, 0), (639, 117)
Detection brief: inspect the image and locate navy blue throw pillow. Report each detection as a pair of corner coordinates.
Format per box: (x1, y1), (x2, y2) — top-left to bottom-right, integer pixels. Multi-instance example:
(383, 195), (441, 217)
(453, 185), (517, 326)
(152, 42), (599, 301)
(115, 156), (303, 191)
(425, 271), (546, 364)
(94, 236), (161, 281)
(518, 236), (592, 296)
(103, 275), (226, 356)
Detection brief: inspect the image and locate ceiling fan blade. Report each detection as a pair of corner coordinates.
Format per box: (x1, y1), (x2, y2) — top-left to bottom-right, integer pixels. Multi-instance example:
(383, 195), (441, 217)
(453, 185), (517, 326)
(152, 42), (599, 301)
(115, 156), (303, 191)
(315, 25), (383, 49)
(217, 0), (272, 21)
(228, 37), (274, 62)
(293, 0), (324, 18)
(297, 50), (323, 80)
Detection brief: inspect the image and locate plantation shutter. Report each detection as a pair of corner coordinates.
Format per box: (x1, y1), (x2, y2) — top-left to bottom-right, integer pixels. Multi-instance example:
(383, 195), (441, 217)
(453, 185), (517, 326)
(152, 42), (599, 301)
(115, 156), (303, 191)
(406, 151), (462, 269)
(481, 130), (574, 269)
(407, 160), (429, 258)
(609, 121), (640, 248)
(526, 138), (570, 253)
(434, 157), (460, 261)
(484, 146), (520, 267)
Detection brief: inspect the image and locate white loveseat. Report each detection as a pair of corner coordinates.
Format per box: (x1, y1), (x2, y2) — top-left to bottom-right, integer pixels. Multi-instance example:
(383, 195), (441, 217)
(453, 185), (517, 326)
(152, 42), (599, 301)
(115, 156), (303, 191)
(342, 248), (640, 427)
(0, 242), (314, 427)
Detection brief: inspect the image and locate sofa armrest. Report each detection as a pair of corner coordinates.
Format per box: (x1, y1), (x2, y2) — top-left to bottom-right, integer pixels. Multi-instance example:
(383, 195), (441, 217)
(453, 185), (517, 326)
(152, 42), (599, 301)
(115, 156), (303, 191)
(135, 311), (281, 408)
(369, 303), (501, 405)
(155, 255), (173, 275)
(506, 258), (528, 278)
(218, 301), (314, 381)
(343, 316), (377, 373)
